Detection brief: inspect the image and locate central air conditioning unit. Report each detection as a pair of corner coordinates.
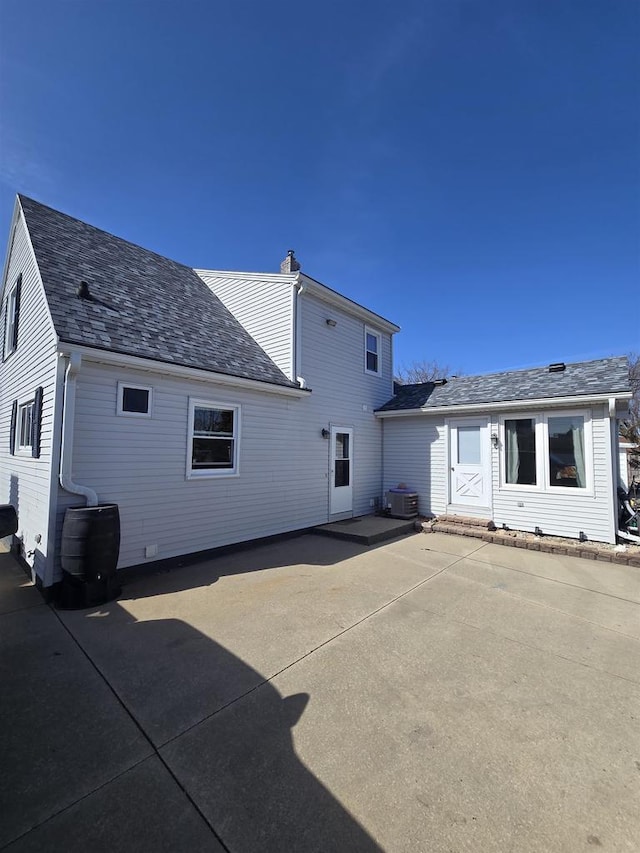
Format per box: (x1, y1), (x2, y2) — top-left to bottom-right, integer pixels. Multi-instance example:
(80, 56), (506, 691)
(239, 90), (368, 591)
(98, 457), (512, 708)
(385, 489), (418, 519)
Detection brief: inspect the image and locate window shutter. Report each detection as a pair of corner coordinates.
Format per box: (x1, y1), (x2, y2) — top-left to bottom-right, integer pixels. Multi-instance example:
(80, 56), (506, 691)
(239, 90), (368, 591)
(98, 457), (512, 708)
(32, 386), (43, 458)
(12, 274), (22, 351)
(9, 400), (17, 455)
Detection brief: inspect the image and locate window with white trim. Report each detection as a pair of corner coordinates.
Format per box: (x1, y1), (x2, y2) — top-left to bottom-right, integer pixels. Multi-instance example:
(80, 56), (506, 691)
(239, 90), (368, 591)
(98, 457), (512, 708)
(187, 399), (240, 477)
(501, 410), (591, 491)
(18, 400), (35, 452)
(117, 383), (152, 417)
(364, 327), (381, 375)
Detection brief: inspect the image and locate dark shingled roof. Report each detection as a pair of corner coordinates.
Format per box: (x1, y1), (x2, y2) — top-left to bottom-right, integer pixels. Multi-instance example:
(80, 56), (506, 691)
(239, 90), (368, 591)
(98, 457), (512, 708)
(377, 357), (631, 412)
(19, 195), (296, 388)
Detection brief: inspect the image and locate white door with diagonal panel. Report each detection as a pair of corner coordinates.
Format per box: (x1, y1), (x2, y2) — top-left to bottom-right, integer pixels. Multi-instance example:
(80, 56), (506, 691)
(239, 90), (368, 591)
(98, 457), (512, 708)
(449, 419), (491, 509)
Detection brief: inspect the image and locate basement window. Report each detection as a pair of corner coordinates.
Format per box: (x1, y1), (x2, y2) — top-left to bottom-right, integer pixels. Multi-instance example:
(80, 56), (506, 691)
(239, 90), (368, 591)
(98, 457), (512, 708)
(117, 383), (152, 417)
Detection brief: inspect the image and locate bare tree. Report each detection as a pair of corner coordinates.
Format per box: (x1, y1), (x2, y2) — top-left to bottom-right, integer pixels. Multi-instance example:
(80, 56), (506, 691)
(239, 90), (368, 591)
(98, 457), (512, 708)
(394, 359), (459, 385)
(621, 352), (640, 477)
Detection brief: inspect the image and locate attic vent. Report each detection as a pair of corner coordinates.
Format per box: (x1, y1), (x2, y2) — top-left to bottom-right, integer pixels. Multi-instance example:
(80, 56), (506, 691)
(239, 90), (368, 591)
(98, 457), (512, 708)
(433, 378), (448, 386)
(548, 362), (566, 373)
(77, 281), (91, 299)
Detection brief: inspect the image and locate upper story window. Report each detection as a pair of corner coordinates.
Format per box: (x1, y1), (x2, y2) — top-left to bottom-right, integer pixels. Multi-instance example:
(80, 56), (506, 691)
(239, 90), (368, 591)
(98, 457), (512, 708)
(3, 273), (22, 359)
(187, 398), (240, 478)
(117, 383), (152, 417)
(365, 327), (381, 375)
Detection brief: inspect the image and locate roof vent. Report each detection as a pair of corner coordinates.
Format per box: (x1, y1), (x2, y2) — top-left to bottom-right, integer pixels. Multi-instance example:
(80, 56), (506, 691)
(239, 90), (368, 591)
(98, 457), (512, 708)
(433, 378), (448, 386)
(280, 249), (301, 274)
(548, 362), (566, 373)
(77, 281), (91, 299)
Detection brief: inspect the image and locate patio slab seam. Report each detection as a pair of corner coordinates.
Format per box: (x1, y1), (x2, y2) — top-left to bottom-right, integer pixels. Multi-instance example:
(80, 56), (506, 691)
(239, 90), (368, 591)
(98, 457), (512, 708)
(464, 554), (640, 606)
(157, 541), (491, 750)
(44, 603), (232, 853)
(444, 571), (640, 642)
(391, 597), (640, 688)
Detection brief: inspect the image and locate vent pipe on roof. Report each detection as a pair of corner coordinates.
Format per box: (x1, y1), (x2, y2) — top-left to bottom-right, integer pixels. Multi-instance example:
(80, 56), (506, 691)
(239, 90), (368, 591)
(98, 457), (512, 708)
(77, 281), (91, 299)
(548, 362), (566, 373)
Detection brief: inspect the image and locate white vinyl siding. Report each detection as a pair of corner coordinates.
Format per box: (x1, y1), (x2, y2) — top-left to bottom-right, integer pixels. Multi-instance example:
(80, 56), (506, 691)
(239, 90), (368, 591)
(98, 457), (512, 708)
(383, 404), (617, 542)
(382, 415), (447, 517)
(61, 291), (395, 570)
(197, 272), (295, 379)
(491, 406), (616, 543)
(0, 209), (59, 584)
(299, 293), (393, 518)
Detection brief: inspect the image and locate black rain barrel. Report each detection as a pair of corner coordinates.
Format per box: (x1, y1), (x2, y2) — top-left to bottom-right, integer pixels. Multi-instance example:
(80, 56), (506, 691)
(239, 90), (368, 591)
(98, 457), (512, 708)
(61, 504), (121, 582)
(0, 504), (18, 538)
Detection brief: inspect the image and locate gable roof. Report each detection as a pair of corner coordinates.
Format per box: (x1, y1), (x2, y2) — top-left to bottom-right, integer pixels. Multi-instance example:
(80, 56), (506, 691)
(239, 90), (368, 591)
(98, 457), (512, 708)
(18, 195), (296, 388)
(377, 357), (631, 412)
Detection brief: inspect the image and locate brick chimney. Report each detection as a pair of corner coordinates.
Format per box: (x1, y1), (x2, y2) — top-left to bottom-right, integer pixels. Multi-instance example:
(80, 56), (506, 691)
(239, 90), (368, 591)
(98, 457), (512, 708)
(280, 249), (300, 274)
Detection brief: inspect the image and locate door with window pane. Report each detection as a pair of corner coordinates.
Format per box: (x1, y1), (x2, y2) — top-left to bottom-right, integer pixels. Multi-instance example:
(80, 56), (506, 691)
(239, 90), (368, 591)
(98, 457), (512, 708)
(449, 419), (491, 509)
(329, 426), (353, 516)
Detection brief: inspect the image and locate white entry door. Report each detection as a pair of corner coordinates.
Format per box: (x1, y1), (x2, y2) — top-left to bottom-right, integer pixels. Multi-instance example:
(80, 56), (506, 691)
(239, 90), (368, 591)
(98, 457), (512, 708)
(329, 426), (353, 516)
(449, 419), (491, 510)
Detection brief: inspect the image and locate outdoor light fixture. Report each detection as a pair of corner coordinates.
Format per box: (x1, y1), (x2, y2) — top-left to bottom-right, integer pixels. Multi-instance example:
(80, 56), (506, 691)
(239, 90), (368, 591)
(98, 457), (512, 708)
(491, 433), (499, 448)
(326, 318), (337, 327)
(321, 428), (330, 439)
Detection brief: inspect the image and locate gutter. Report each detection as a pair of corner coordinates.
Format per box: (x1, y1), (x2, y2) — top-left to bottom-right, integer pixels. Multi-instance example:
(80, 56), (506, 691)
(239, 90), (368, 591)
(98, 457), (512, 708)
(375, 391), (633, 419)
(57, 345), (310, 398)
(59, 353), (98, 506)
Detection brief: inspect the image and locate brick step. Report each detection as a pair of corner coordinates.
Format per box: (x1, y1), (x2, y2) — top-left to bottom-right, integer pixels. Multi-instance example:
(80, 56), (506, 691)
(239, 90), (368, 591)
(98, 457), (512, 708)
(434, 515), (494, 529)
(422, 521), (640, 566)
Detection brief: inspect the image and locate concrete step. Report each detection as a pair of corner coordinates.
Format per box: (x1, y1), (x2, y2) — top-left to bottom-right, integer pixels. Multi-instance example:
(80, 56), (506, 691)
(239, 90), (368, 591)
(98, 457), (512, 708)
(314, 515), (419, 545)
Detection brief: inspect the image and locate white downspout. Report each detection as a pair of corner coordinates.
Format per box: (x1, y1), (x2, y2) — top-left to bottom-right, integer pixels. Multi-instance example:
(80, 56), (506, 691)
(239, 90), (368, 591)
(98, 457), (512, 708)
(294, 275), (307, 389)
(59, 353), (98, 506)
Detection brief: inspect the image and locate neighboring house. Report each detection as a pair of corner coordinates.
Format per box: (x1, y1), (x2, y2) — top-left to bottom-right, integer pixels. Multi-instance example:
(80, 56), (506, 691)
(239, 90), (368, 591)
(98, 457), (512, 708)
(0, 195), (633, 592)
(0, 196), (398, 589)
(618, 434), (637, 491)
(377, 360), (632, 544)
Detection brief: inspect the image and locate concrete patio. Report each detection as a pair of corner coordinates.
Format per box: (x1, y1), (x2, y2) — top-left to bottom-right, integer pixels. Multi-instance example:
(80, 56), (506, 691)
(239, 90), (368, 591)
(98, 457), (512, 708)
(1, 530), (639, 852)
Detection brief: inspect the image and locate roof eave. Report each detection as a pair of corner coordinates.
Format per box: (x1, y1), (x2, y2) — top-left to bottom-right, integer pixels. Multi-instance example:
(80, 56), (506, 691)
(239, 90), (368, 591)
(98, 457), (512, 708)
(299, 274), (401, 334)
(57, 343), (310, 397)
(375, 391), (633, 418)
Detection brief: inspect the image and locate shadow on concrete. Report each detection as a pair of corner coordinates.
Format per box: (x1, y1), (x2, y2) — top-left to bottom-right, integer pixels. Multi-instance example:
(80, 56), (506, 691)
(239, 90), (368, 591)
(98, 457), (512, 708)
(120, 530), (411, 602)
(48, 601), (382, 852)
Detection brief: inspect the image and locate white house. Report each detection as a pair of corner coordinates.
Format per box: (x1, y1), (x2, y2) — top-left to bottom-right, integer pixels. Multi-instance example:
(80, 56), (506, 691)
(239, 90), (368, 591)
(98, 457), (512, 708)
(0, 196), (398, 590)
(377, 360), (632, 544)
(0, 195), (632, 593)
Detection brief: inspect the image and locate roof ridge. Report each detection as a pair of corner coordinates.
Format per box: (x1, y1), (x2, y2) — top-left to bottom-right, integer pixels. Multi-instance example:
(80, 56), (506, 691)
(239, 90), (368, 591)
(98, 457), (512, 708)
(444, 355), (629, 383)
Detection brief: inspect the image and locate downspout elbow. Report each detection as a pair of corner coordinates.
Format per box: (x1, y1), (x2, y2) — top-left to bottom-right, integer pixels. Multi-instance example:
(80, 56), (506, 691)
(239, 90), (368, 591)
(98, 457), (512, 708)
(59, 353), (98, 506)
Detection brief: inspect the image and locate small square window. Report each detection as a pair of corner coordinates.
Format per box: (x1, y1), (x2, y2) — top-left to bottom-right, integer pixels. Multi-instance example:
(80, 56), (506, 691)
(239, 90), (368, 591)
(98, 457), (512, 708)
(365, 327), (381, 375)
(117, 383), (152, 417)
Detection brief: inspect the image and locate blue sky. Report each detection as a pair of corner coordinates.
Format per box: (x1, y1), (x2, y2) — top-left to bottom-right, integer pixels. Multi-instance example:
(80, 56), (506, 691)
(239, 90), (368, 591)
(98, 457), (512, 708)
(1, 0), (638, 375)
